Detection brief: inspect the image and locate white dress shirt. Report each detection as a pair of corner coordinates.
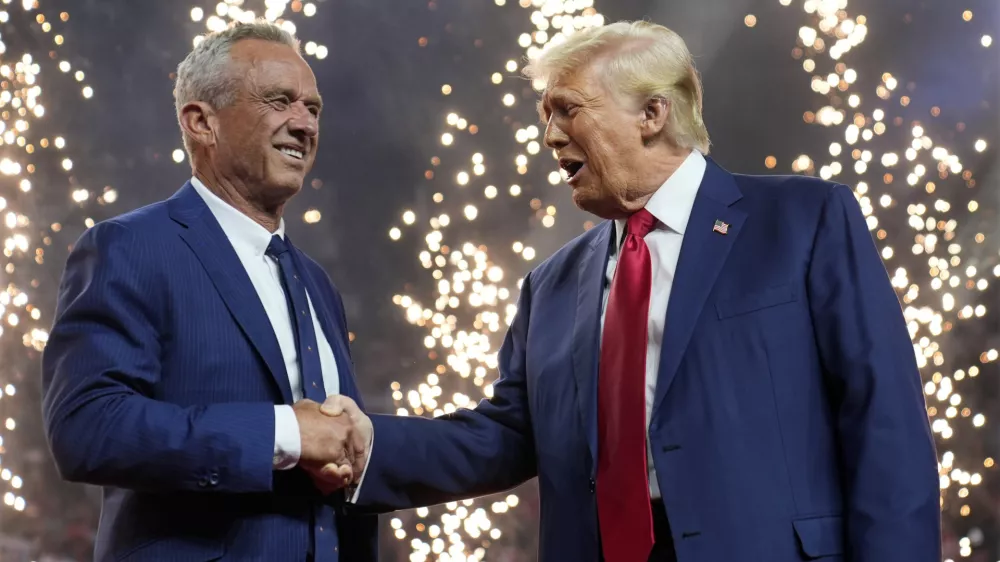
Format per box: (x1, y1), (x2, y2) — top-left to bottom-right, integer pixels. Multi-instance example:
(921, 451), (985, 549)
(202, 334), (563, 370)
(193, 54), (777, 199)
(599, 150), (706, 500)
(190, 177), (341, 470)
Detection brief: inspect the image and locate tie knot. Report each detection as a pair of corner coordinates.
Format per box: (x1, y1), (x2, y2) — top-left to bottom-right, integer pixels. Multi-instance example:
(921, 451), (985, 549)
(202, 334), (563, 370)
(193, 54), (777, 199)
(266, 235), (290, 258)
(626, 209), (656, 239)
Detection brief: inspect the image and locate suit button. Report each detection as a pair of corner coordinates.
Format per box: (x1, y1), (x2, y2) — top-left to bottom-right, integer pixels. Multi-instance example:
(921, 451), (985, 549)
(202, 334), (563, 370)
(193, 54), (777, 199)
(197, 478), (209, 488)
(209, 472), (220, 486)
(588, 478), (596, 493)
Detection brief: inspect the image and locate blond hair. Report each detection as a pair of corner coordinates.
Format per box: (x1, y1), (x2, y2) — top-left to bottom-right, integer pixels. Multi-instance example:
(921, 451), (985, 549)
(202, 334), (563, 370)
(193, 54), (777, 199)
(524, 20), (710, 153)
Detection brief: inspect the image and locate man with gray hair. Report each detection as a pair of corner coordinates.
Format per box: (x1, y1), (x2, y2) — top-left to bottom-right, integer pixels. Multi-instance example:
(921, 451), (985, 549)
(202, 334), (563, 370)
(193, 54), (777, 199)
(322, 20), (940, 562)
(41, 21), (376, 561)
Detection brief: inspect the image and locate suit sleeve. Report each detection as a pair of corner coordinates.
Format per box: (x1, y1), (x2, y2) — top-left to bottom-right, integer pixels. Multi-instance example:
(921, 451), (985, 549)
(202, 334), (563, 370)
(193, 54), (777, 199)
(351, 273), (538, 511)
(41, 221), (276, 494)
(807, 184), (941, 560)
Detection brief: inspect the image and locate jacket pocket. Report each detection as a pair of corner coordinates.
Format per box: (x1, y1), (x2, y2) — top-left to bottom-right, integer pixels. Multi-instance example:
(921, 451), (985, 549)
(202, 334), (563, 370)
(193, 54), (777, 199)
(792, 515), (844, 559)
(716, 284), (796, 319)
(115, 537), (225, 562)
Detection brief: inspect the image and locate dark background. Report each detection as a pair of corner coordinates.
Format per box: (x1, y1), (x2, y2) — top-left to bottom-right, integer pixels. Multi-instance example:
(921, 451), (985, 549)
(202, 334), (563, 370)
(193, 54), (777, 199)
(0, 0), (997, 559)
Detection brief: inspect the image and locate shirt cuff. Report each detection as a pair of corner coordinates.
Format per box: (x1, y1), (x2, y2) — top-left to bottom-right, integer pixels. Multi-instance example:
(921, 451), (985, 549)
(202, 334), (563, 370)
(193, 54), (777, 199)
(346, 430), (374, 503)
(273, 405), (301, 470)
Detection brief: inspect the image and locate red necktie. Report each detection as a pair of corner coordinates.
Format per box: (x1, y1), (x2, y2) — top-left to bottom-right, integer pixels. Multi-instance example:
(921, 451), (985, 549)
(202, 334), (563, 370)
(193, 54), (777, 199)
(597, 208), (657, 562)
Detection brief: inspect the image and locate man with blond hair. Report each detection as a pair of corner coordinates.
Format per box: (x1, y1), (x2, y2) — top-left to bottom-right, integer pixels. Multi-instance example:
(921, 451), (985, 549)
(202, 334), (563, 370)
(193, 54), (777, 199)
(42, 21), (376, 561)
(329, 20), (941, 562)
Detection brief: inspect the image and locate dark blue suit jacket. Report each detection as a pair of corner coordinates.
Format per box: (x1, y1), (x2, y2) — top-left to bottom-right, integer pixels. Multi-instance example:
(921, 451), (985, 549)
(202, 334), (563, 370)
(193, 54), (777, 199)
(356, 160), (940, 561)
(41, 183), (377, 562)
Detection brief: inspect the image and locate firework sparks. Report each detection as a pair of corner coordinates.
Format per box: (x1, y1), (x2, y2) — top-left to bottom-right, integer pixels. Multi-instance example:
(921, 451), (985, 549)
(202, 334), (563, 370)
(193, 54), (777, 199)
(392, 0), (998, 559)
(387, 1), (604, 559)
(169, 1), (998, 559)
(776, 0), (997, 557)
(187, 0), (326, 58)
(0, 1), (100, 517)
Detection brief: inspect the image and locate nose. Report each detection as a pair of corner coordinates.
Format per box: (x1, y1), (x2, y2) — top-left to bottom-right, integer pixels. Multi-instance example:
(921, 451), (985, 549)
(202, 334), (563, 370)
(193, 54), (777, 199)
(543, 118), (569, 150)
(288, 102), (319, 138)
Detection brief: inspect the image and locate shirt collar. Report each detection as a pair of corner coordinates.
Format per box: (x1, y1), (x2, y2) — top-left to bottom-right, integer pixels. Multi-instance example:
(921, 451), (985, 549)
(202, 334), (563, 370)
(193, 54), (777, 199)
(189, 176), (285, 258)
(613, 149), (707, 252)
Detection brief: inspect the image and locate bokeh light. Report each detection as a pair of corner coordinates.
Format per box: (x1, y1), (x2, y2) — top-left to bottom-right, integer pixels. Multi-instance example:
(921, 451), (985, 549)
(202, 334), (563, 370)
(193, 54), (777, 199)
(386, 1), (605, 558)
(780, 0), (996, 555)
(0, 1), (100, 519)
(388, 0), (998, 558)
(23, 1), (986, 559)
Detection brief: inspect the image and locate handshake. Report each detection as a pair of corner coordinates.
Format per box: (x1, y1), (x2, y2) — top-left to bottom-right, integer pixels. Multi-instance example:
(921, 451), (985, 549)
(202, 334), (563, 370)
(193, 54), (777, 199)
(291, 395), (373, 495)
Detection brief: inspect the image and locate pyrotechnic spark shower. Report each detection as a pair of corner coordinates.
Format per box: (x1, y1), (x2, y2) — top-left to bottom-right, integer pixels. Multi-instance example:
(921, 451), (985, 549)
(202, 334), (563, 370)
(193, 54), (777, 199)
(387, 1), (607, 559)
(154, 1), (1000, 559)
(0, 0), (99, 517)
(777, 2), (996, 557)
(389, 0), (998, 559)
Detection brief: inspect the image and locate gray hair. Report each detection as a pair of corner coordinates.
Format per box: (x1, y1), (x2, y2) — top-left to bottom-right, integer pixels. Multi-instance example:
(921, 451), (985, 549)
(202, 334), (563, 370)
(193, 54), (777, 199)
(174, 20), (300, 153)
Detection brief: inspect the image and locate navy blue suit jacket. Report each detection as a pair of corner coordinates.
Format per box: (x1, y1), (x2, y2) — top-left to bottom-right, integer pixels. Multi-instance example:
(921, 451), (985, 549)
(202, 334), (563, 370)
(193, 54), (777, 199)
(356, 160), (940, 561)
(41, 183), (377, 562)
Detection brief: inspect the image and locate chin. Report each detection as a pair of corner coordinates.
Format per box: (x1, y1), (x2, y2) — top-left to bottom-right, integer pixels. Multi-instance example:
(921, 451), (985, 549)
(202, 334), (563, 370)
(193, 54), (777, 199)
(262, 176), (304, 204)
(274, 172), (306, 191)
(572, 187), (616, 220)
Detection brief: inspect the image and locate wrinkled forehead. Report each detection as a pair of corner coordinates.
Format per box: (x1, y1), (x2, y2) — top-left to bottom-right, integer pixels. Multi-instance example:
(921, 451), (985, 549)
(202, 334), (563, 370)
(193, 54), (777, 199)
(233, 40), (318, 92)
(542, 62), (595, 94)
(536, 62), (611, 115)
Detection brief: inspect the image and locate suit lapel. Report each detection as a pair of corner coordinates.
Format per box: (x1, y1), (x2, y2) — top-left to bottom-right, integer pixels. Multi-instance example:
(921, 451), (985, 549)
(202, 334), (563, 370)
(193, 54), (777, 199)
(287, 240), (364, 409)
(168, 183), (294, 404)
(571, 221), (613, 468)
(651, 159), (746, 419)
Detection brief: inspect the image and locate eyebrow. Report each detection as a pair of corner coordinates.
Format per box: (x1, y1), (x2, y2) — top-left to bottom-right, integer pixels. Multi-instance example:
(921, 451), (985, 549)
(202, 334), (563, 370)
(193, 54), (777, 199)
(537, 89), (574, 122)
(263, 88), (323, 109)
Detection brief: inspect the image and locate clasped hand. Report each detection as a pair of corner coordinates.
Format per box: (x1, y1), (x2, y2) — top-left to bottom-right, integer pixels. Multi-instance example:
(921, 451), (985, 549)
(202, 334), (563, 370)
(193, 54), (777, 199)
(291, 395), (372, 495)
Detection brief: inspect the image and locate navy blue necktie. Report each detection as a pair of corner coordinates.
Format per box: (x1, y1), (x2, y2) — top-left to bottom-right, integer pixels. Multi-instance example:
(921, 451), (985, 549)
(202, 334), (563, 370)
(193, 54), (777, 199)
(266, 235), (327, 403)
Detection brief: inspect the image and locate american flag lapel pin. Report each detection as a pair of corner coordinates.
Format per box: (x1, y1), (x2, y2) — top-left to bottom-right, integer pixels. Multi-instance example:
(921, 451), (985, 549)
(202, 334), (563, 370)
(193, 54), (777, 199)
(713, 219), (729, 235)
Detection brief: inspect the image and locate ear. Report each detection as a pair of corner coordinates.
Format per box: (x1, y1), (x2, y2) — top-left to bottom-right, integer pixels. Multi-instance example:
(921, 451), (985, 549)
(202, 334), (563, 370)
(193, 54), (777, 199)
(639, 96), (669, 141)
(179, 101), (217, 149)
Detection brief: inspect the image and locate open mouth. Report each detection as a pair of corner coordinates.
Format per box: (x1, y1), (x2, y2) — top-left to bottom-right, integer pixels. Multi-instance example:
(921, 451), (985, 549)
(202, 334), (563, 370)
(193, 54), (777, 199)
(559, 158), (586, 183)
(276, 145), (305, 161)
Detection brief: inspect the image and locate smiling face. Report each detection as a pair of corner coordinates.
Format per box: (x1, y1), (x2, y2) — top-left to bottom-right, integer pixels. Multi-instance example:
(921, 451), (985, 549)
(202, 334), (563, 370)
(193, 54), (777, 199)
(540, 61), (655, 219)
(203, 38), (322, 209)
